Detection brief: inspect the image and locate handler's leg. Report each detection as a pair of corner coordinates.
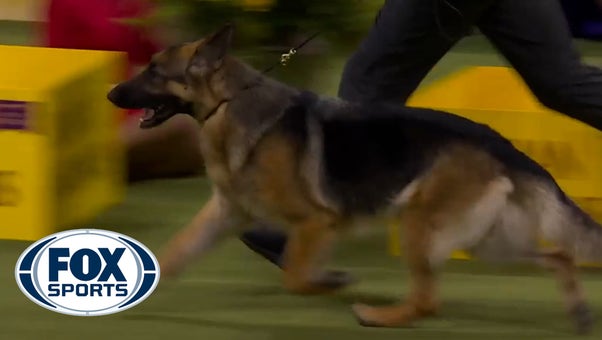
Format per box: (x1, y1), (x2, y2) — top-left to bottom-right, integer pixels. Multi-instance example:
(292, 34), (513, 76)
(338, 0), (491, 103)
(478, 0), (602, 131)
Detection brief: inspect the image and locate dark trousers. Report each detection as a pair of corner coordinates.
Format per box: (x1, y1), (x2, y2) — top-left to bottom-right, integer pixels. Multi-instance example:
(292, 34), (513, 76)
(339, 0), (602, 131)
(241, 0), (602, 265)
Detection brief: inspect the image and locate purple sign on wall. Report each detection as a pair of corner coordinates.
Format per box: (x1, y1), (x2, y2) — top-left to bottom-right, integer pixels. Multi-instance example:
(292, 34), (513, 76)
(0, 100), (27, 130)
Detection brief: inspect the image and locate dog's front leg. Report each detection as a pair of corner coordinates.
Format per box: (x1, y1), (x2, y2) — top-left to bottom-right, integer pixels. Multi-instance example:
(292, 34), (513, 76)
(158, 192), (244, 279)
(282, 216), (352, 295)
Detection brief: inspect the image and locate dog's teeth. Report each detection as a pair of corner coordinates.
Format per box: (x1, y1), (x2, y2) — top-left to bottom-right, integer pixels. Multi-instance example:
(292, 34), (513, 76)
(142, 108), (155, 120)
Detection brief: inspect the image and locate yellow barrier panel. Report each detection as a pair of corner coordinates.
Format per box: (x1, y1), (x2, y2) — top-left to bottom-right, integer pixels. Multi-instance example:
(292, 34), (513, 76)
(388, 66), (602, 263)
(0, 45), (127, 241)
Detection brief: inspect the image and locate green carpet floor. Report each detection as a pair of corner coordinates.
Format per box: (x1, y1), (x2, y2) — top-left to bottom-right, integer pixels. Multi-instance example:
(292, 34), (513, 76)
(2, 177), (602, 340)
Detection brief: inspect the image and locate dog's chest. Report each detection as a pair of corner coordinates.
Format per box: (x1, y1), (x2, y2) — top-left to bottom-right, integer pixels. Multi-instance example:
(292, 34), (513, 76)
(199, 113), (238, 190)
(199, 121), (260, 203)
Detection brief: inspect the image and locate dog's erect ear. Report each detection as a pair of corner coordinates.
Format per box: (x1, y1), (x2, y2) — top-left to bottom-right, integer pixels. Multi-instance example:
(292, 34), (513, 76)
(206, 23), (234, 58)
(187, 23), (234, 78)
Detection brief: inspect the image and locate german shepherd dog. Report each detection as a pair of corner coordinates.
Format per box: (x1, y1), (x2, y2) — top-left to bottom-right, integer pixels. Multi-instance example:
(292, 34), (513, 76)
(107, 24), (602, 333)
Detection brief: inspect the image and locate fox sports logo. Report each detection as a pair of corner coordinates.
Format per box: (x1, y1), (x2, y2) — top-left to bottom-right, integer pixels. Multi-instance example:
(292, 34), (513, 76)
(15, 229), (160, 316)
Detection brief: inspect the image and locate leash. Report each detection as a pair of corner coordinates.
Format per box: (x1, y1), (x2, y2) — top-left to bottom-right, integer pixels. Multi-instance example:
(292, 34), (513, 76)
(180, 31), (321, 122)
(217, 32), (321, 124)
(261, 31), (321, 74)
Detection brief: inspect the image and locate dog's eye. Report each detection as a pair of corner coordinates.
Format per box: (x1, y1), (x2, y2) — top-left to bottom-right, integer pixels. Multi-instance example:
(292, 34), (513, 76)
(147, 64), (166, 79)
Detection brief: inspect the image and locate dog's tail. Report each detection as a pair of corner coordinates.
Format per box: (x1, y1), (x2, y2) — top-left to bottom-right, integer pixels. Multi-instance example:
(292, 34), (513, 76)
(536, 180), (602, 262)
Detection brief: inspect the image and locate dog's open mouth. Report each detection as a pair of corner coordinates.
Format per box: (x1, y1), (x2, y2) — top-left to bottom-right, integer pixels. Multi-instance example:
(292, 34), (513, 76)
(140, 105), (176, 128)
(139, 101), (195, 129)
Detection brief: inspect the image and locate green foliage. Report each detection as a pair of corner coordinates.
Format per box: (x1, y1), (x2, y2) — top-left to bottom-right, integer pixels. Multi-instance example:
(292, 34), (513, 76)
(151, 0), (384, 49)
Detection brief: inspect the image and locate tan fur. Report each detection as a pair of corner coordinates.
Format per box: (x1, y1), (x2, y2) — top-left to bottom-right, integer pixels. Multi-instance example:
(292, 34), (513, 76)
(352, 145), (512, 326)
(114, 25), (597, 334)
(158, 192), (247, 278)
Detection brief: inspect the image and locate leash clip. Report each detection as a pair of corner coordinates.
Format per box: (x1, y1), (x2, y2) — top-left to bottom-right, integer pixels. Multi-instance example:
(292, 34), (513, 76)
(262, 32), (319, 74)
(280, 48), (297, 66)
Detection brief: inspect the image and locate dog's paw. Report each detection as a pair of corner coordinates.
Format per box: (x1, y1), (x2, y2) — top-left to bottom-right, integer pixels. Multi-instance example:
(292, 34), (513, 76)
(572, 303), (594, 335)
(158, 258), (186, 281)
(351, 303), (416, 328)
(352, 304), (383, 327)
(284, 270), (356, 295)
(314, 270), (356, 290)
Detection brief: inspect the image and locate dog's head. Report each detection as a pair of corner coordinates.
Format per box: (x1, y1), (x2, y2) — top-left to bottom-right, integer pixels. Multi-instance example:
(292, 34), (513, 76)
(107, 24), (235, 128)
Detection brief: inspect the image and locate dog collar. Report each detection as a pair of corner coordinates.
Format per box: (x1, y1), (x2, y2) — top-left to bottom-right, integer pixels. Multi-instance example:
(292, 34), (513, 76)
(202, 78), (263, 122)
(203, 99), (230, 122)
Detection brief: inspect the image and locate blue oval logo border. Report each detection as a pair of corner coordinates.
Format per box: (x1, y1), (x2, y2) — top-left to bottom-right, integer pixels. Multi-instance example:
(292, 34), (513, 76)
(14, 229), (161, 316)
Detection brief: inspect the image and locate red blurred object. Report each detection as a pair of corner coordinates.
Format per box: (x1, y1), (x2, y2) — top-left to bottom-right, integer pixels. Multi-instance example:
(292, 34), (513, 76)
(44, 0), (161, 118)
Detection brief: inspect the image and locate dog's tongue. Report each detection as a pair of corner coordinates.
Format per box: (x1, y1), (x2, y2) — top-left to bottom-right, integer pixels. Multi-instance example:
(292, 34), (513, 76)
(142, 108), (155, 121)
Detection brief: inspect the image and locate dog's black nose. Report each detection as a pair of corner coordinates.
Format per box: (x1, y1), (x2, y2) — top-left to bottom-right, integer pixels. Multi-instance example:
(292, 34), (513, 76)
(107, 86), (120, 105)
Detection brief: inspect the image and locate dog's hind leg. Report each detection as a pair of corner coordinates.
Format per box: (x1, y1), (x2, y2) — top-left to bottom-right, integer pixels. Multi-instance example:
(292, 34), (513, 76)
(536, 250), (593, 334)
(353, 145), (513, 328)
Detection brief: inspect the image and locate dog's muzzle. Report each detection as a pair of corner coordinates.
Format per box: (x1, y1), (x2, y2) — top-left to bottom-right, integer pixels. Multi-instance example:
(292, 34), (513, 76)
(107, 84), (195, 129)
